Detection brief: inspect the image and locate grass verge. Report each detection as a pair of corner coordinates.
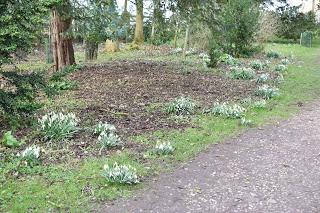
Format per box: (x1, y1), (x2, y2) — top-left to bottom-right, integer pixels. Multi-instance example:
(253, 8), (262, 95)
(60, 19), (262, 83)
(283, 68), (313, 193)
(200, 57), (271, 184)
(1, 42), (320, 212)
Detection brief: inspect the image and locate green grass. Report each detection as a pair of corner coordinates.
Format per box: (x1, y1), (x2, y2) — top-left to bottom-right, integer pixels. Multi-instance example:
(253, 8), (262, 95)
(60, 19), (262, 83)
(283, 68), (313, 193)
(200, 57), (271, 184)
(2, 42), (320, 212)
(1, 152), (146, 212)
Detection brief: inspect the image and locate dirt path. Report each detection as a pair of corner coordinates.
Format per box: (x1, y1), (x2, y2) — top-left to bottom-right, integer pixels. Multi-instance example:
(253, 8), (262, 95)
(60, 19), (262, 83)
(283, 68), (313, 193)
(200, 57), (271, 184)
(101, 101), (320, 213)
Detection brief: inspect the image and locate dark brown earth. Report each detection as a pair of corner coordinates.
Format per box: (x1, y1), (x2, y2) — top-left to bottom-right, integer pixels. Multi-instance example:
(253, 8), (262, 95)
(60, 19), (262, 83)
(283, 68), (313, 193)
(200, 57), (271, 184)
(69, 60), (256, 136)
(101, 101), (320, 213)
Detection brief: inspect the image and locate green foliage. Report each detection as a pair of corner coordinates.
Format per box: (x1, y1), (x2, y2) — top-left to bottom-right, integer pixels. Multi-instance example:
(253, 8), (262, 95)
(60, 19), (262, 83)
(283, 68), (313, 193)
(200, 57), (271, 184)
(250, 60), (265, 70)
(153, 141), (175, 155)
(240, 117), (253, 126)
(102, 162), (139, 184)
(219, 54), (241, 66)
(274, 64), (288, 72)
(1, 131), (23, 148)
(230, 67), (256, 80)
(208, 41), (222, 68)
(217, 0), (260, 56)
(253, 99), (267, 109)
(0, 1), (47, 65)
(277, 5), (317, 41)
(94, 122), (116, 135)
(20, 145), (41, 167)
(255, 85), (279, 99)
(211, 102), (246, 119)
(266, 50), (281, 58)
(0, 71), (46, 119)
(256, 73), (269, 84)
(98, 132), (122, 149)
(165, 97), (196, 115)
(38, 112), (79, 141)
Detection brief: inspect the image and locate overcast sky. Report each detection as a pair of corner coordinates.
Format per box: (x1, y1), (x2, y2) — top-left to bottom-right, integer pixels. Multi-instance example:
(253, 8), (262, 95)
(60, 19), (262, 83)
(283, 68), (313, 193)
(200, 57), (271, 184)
(115, 0), (316, 14)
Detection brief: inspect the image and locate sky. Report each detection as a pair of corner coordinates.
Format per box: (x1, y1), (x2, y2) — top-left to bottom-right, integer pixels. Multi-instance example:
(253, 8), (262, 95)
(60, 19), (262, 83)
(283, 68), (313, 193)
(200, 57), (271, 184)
(115, 0), (316, 14)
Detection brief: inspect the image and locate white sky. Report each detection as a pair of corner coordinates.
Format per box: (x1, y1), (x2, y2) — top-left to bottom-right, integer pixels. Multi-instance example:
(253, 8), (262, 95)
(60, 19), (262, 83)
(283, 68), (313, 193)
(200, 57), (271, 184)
(115, 0), (317, 14)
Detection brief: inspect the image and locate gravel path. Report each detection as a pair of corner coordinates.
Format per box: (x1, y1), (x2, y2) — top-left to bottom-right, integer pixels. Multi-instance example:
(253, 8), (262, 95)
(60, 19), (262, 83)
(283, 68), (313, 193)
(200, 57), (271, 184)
(101, 101), (320, 213)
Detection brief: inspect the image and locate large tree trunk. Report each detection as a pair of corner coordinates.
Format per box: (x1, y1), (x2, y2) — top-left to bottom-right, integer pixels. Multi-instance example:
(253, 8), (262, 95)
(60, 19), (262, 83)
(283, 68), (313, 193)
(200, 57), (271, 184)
(182, 25), (190, 59)
(84, 40), (98, 61)
(51, 8), (75, 71)
(133, 0), (144, 44)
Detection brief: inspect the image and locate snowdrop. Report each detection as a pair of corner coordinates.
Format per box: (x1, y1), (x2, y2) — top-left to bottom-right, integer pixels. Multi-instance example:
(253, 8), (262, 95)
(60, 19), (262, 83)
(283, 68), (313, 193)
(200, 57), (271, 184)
(102, 162), (139, 184)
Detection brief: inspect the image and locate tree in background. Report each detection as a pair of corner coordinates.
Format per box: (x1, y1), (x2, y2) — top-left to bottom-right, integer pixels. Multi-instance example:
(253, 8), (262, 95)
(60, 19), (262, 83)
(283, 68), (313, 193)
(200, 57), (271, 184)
(133, 0), (144, 44)
(73, 0), (121, 61)
(277, 5), (317, 41)
(51, 0), (76, 71)
(0, 0), (47, 66)
(217, 0), (261, 56)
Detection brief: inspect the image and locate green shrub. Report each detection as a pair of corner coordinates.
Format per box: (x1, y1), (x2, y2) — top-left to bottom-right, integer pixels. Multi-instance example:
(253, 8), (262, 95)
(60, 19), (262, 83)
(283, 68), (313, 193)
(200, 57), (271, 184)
(250, 60), (265, 70)
(230, 67), (255, 80)
(102, 162), (139, 184)
(255, 85), (279, 99)
(211, 102), (246, 119)
(0, 71), (46, 119)
(219, 54), (241, 66)
(1, 131), (23, 148)
(266, 51), (280, 58)
(153, 141), (175, 155)
(165, 97), (196, 115)
(217, 0), (260, 56)
(38, 112), (79, 141)
(208, 41), (222, 68)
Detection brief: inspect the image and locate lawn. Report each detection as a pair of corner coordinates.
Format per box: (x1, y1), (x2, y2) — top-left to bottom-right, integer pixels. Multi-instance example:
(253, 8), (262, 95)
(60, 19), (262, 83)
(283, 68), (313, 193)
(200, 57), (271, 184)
(1, 42), (320, 212)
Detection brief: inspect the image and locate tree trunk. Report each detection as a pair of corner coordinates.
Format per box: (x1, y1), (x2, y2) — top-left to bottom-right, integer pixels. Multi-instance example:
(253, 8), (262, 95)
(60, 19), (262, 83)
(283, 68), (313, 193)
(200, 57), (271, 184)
(124, 0), (128, 12)
(51, 8), (75, 71)
(85, 40), (98, 61)
(45, 25), (53, 64)
(173, 22), (179, 48)
(182, 25), (190, 59)
(133, 0), (144, 45)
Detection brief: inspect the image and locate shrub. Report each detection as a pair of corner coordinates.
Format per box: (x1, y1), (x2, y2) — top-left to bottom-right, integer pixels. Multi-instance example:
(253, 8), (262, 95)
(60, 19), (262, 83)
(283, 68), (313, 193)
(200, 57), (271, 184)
(208, 41), (222, 68)
(211, 102), (246, 119)
(98, 132), (122, 149)
(274, 64), (287, 72)
(266, 50), (280, 58)
(219, 54), (241, 66)
(20, 145), (41, 167)
(94, 122), (116, 135)
(1, 131), (23, 148)
(38, 112), (79, 141)
(217, 0), (261, 56)
(102, 162), (139, 184)
(0, 71), (46, 121)
(153, 141), (175, 155)
(256, 73), (269, 84)
(253, 99), (267, 109)
(250, 60), (264, 70)
(165, 97), (196, 115)
(255, 85), (279, 99)
(230, 67), (255, 80)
